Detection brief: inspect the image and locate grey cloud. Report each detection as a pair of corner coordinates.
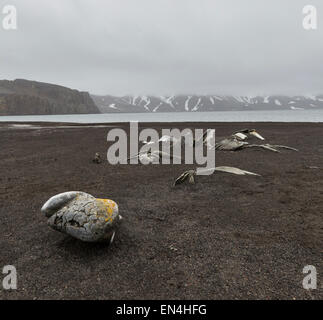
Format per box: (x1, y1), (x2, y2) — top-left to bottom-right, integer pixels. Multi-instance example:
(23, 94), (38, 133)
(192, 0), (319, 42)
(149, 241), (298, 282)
(1, 0), (322, 95)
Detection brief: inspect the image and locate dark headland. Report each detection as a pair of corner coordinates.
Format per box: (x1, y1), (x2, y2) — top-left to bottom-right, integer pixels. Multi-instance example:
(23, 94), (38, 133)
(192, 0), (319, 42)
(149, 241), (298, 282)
(0, 79), (99, 115)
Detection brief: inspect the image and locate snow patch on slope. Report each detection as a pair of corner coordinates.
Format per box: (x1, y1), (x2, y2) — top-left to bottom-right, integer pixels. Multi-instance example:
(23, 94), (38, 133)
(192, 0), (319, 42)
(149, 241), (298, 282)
(184, 96), (192, 111)
(192, 98), (202, 111)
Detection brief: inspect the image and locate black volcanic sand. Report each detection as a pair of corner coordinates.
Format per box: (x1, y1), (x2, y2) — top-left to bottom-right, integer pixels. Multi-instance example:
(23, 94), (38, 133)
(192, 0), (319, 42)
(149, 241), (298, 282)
(0, 122), (322, 300)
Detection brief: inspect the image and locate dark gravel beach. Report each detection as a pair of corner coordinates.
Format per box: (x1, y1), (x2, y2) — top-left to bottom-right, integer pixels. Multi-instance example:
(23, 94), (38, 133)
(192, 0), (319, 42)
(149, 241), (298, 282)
(0, 122), (322, 300)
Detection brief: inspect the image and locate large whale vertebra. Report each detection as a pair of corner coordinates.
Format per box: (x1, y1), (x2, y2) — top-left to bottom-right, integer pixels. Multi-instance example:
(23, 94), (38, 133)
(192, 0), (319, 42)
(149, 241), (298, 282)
(41, 191), (121, 243)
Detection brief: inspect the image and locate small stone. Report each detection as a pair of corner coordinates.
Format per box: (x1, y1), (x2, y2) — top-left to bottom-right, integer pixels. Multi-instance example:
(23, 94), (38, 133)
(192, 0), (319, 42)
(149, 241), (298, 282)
(92, 152), (102, 164)
(41, 191), (122, 242)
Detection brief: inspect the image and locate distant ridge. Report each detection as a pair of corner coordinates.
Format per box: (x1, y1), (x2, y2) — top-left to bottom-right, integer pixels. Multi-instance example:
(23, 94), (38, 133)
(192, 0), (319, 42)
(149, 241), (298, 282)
(0, 79), (100, 115)
(92, 94), (323, 113)
(2, 79), (322, 115)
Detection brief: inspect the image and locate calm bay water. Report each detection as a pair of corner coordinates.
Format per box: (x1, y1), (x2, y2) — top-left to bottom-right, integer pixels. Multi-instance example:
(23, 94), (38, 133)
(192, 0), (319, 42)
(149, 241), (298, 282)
(1, 109), (323, 123)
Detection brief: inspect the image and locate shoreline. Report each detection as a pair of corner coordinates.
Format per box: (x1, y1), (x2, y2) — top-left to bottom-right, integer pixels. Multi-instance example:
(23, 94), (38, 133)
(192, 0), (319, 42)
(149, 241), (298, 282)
(1, 121), (323, 127)
(1, 109), (323, 124)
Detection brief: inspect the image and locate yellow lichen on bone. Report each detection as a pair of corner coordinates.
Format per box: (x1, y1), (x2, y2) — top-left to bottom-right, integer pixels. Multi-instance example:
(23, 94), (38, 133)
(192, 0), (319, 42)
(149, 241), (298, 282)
(96, 198), (116, 223)
(42, 191), (121, 242)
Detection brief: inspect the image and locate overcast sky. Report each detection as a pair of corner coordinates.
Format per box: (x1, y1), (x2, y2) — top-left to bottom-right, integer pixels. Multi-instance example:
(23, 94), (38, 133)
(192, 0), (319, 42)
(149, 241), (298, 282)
(1, 0), (323, 95)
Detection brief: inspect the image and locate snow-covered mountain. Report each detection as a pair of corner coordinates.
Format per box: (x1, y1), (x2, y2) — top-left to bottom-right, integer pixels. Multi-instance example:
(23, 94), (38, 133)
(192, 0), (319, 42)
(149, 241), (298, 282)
(91, 94), (323, 113)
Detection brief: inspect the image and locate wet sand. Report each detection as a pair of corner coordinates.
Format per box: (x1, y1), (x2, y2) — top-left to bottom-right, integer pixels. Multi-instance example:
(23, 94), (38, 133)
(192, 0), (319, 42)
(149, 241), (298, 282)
(0, 122), (322, 299)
